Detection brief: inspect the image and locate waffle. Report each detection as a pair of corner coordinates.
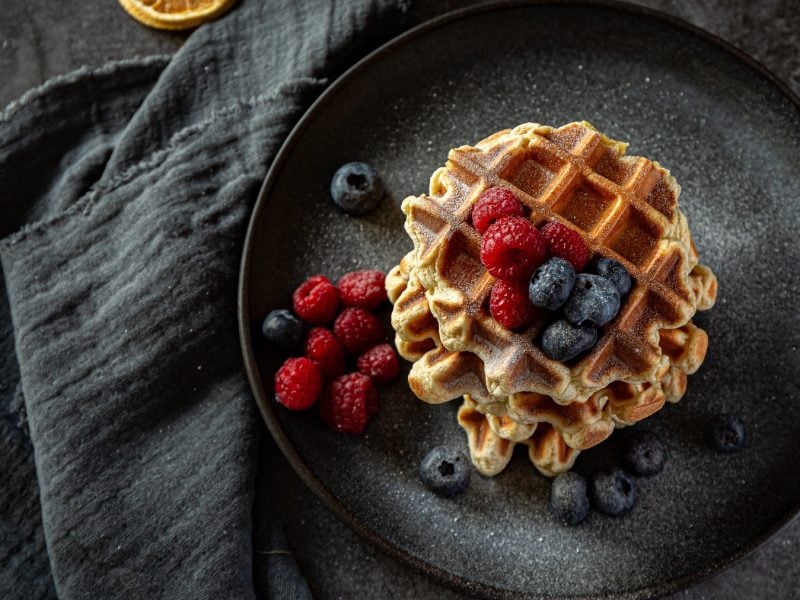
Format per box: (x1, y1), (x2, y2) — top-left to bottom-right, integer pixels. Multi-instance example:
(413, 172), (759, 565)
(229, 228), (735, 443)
(388, 253), (710, 476)
(457, 397), (579, 477)
(458, 318), (706, 478)
(387, 122), (717, 477)
(388, 247), (714, 427)
(398, 121), (717, 406)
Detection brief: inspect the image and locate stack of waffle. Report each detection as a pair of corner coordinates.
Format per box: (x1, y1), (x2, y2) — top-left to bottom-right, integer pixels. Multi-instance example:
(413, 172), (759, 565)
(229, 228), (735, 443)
(387, 122), (717, 477)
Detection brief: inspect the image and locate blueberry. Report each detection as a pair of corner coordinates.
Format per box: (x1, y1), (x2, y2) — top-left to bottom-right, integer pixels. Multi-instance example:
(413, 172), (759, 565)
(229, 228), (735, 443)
(261, 309), (306, 352)
(529, 257), (575, 310)
(541, 319), (597, 361)
(550, 472), (590, 525)
(706, 414), (746, 452)
(623, 431), (667, 476)
(419, 445), (471, 497)
(590, 468), (637, 517)
(330, 162), (384, 215)
(564, 273), (620, 326)
(591, 258), (632, 296)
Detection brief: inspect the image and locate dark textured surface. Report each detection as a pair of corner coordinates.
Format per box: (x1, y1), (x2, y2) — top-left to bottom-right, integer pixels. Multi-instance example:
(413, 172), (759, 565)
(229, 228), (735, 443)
(3, 1), (800, 599)
(242, 3), (800, 599)
(0, 1), (408, 599)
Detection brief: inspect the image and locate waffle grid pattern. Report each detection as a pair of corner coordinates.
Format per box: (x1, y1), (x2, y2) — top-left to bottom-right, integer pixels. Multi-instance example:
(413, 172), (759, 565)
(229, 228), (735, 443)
(405, 122), (700, 402)
(387, 252), (711, 452)
(388, 244), (714, 476)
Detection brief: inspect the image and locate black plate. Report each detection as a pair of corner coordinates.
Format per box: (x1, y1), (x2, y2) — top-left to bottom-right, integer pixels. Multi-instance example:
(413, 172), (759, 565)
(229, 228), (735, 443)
(239, 2), (800, 598)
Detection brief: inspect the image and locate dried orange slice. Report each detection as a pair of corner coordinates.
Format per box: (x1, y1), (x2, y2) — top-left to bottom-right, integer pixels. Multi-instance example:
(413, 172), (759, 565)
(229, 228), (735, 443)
(118, 0), (237, 31)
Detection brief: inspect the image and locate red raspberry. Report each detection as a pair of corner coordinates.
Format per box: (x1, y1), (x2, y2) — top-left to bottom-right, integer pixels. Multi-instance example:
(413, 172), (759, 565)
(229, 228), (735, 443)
(337, 270), (387, 310)
(471, 187), (525, 233)
(356, 343), (400, 384)
(480, 216), (547, 280)
(274, 357), (322, 410)
(541, 222), (590, 271)
(489, 279), (535, 329)
(292, 275), (339, 325)
(320, 372), (379, 434)
(305, 327), (345, 378)
(333, 308), (384, 355)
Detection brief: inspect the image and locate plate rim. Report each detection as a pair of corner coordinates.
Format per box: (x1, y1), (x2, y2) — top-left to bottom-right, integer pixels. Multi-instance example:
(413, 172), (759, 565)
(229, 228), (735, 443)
(238, 2), (800, 598)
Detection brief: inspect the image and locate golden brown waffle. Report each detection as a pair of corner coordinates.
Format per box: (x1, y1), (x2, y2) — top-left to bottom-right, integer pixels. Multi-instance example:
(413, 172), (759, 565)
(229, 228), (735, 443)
(388, 122), (717, 476)
(456, 318), (706, 478)
(400, 122), (715, 405)
(457, 397), (579, 477)
(389, 256), (709, 476)
(390, 245), (715, 416)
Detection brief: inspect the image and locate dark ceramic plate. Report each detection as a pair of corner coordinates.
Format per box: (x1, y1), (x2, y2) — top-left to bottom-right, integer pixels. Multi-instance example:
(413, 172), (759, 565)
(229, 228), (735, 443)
(239, 2), (800, 598)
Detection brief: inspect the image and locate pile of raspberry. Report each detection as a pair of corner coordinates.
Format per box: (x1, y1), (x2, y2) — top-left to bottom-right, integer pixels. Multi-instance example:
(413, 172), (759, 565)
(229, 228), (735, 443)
(264, 270), (399, 434)
(473, 187), (631, 362)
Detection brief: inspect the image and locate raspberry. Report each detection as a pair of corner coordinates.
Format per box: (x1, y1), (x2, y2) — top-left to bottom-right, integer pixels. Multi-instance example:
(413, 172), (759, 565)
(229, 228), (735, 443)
(320, 373), (379, 434)
(305, 327), (345, 378)
(356, 343), (400, 384)
(292, 275), (339, 325)
(489, 279), (535, 329)
(274, 357), (322, 410)
(337, 270), (387, 310)
(333, 308), (384, 355)
(471, 187), (525, 233)
(541, 222), (590, 271)
(480, 216), (547, 280)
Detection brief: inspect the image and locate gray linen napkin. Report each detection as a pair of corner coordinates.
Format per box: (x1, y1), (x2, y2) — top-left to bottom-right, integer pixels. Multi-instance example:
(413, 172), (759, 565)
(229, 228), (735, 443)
(0, 1), (409, 598)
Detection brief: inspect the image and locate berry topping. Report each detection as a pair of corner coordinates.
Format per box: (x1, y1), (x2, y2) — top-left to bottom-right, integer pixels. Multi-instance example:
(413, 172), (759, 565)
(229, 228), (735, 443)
(529, 257), (576, 311)
(274, 357), (323, 411)
(541, 319), (597, 361)
(550, 472), (590, 525)
(592, 257), (632, 296)
(292, 275), (339, 325)
(564, 273), (620, 327)
(706, 414), (747, 452)
(419, 445), (471, 497)
(623, 431), (667, 476)
(337, 270), (388, 310)
(541, 221), (590, 271)
(261, 309), (306, 352)
(330, 162), (384, 216)
(471, 187), (525, 233)
(590, 468), (637, 517)
(333, 307), (384, 355)
(480, 216), (547, 280)
(489, 279), (535, 329)
(304, 327), (346, 379)
(356, 343), (400, 384)
(320, 372), (379, 434)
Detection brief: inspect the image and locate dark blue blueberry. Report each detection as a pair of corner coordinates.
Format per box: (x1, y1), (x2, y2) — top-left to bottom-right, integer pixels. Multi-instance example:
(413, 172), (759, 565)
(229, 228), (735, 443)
(592, 257), (632, 296)
(261, 309), (306, 352)
(550, 472), (590, 525)
(541, 319), (597, 361)
(419, 445), (471, 497)
(590, 468), (637, 517)
(706, 414), (746, 452)
(564, 273), (620, 326)
(529, 257), (575, 310)
(623, 431), (667, 476)
(330, 162), (384, 215)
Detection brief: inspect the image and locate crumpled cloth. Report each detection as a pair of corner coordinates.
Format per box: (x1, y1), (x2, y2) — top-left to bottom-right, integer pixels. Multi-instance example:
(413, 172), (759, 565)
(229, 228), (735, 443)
(0, 1), (409, 598)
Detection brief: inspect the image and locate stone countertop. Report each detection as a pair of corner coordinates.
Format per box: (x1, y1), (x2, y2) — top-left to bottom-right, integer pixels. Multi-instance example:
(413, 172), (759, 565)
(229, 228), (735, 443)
(3, 1), (798, 599)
